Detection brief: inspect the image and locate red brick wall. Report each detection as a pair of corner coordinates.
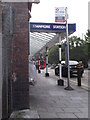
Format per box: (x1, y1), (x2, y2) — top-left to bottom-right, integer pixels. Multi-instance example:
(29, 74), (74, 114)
(2, 2), (29, 114)
(12, 3), (29, 110)
(13, 3), (29, 82)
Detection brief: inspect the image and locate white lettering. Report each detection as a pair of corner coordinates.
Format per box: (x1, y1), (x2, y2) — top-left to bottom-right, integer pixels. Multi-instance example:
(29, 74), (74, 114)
(33, 25), (50, 29)
(53, 25), (66, 29)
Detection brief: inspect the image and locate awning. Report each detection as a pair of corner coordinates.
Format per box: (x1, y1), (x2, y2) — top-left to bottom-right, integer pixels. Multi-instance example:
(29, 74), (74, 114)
(29, 22), (76, 57)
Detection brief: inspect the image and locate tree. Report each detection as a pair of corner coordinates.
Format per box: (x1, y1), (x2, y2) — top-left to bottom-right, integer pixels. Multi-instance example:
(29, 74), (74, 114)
(48, 31), (89, 67)
(69, 36), (84, 48)
(85, 29), (90, 43)
(69, 33), (89, 67)
(48, 45), (59, 64)
(70, 46), (88, 67)
(84, 30), (90, 61)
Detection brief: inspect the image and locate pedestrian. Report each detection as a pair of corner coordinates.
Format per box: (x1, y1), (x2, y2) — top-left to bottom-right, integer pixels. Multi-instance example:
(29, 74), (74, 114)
(29, 58), (37, 86)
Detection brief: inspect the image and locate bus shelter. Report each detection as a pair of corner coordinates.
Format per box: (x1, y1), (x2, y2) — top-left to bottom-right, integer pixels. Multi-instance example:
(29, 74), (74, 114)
(30, 22), (76, 57)
(29, 22), (76, 86)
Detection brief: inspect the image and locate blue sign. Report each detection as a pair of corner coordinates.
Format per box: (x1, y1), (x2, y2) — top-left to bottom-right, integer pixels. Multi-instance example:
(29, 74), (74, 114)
(30, 22), (76, 33)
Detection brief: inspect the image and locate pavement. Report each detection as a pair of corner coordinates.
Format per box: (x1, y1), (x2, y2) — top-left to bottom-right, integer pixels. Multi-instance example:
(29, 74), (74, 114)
(29, 68), (89, 118)
(10, 68), (89, 119)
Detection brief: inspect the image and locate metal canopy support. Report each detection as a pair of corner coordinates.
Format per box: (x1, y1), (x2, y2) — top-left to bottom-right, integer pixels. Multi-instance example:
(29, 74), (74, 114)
(57, 34), (64, 86)
(30, 32), (56, 57)
(30, 32), (52, 41)
(45, 47), (49, 77)
(34, 33), (59, 57)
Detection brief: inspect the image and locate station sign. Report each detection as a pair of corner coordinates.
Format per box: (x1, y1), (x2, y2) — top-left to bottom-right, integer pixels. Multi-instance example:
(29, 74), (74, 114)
(30, 22), (76, 33)
(55, 7), (66, 23)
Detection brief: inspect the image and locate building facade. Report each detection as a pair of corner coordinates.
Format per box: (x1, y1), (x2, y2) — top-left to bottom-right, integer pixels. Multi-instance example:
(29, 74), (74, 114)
(0, 2), (2, 119)
(88, 1), (90, 30)
(1, 1), (39, 119)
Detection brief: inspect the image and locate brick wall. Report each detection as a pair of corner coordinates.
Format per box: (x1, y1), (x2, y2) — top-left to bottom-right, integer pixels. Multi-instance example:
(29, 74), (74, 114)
(88, 2), (90, 30)
(0, 2), (2, 118)
(12, 3), (29, 110)
(2, 3), (11, 118)
(2, 2), (29, 117)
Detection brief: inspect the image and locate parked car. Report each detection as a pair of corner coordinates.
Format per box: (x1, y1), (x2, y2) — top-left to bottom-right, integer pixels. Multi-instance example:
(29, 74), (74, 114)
(55, 60), (84, 77)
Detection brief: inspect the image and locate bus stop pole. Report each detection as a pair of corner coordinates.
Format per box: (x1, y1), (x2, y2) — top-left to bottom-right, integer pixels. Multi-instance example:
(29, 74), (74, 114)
(64, 7), (73, 90)
(45, 47), (49, 77)
(57, 34), (64, 86)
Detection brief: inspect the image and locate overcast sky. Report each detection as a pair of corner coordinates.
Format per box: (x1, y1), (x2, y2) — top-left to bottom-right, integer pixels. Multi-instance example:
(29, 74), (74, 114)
(30, 0), (89, 38)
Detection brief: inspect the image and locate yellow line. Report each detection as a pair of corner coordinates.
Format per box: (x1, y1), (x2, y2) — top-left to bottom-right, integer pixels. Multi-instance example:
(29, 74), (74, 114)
(70, 80), (90, 88)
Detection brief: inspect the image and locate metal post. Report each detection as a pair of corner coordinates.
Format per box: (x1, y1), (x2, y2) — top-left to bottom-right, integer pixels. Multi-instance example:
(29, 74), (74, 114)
(65, 41), (68, 66)
(57, 34), (64, 86)
(38, 56), (41, 73)
(59, 35), (62, 79)
(77, 66), (81, 86)
(64, 7), (73, 90)
(45, 47), (49, 77)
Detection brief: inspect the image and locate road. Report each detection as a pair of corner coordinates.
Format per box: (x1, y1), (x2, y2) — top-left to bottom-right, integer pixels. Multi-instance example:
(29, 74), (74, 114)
(43, 68), (89, 91)
(70, 69), (89, 90)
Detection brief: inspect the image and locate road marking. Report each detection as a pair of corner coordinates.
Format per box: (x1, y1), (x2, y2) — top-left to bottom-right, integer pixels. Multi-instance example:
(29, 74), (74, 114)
(70, 79), (90, 88)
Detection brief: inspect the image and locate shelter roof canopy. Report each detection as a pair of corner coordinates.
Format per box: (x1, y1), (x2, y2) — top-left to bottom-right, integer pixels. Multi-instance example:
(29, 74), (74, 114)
(30, 22), (76, 57)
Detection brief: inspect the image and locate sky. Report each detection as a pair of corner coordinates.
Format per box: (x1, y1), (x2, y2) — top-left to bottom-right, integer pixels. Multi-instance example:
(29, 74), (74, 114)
(30, 0), (89, 39)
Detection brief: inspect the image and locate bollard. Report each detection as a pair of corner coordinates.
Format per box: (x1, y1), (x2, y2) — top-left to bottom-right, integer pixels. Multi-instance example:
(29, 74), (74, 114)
(38, 69), (41, 73)
(77, 66), (82, 86)
(38, 57), (41, 73)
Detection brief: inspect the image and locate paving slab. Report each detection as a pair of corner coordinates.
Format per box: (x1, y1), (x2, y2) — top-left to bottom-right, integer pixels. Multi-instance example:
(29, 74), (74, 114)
(62, 108), (81, 113)
(38, 112), (58, 118)
(10, 109), (39, 119)
(56, 113), (77, 118)
(74, 113), (88, 118)
(29, 69), (88, 118)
